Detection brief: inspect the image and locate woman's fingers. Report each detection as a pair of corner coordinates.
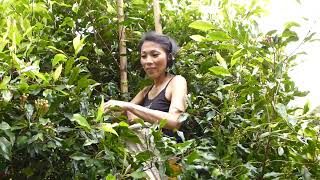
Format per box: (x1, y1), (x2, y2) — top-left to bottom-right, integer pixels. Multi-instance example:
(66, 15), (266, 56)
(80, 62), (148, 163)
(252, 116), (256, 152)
(104, 100), (127, 112)
(104, 100), (114, 112)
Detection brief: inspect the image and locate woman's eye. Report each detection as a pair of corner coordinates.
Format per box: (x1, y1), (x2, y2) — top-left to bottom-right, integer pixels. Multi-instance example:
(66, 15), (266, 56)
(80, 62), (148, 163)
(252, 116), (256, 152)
(152, 54), (159, 57)
(141, 55), (146, 58)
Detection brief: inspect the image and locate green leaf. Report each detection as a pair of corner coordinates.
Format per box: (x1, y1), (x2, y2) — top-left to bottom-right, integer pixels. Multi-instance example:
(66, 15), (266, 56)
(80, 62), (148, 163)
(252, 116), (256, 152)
(64, 58), (75, 76)
(190, 35), (205, 42)
(53, 64), (63, 82)
(84, 139), (99, 146)
(67, 66), (80, 84)
(35, 72), (48, 83)
(61, 17), (75, 28)
(207, 31), (230, 41)
(259, 132), (271, 139)
(186, 151), (200, 163)
(303, 100), (311, 114)
(71, 114), (91, 129)
(216, 52), (228, 69)
(94, 47), (105, 56)
(304, 32), (317, 42)
(78, 56), (89, 61)
(135, 150), (153, 162)
(47, 46), (65, 54)
(128, 169), (147, 179)
(178, 113), (189, 123)
(212, 168), (222, 177)
(0, 121), (10, 131)
(52, 54), (67, 67)
(288, 117), (297, 126)
(106, 174), (116, 180)
(284, 21), (300, 29)
(28, 133), (44, 143)
(174, 140), (193, 152)
(100, 123), (118, 136)
(119, 121), (129, 127)
(0, 76), (11, 90)
(70, 152), (90, 160)
(132, 0), (144, 5)
(96, 97), (104, 122)
(189, 20), (215, 31)
(2, 90), (13, 102)
(22, 26), (35, 38)
(209, 66), (231, 76)
(266, 30), (277, 36)
(231, 49), (242, 67)
(0, 137), (12, 160)
(72, 2), (79, 13)
(276, 103), (287, 119)
(25, 104), (34, 121)
(73, 34), (85, 56)
(263, 172), (283, 178)
(159, 119), (168, 128)
(5, 131), (15, 146)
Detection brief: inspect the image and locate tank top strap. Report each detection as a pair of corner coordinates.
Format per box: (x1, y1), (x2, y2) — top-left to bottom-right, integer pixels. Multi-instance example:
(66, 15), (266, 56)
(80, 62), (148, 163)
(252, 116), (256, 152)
(144, 85), (154, 99)
(145, 76), (175, 99)
(164, 76), (175, 90)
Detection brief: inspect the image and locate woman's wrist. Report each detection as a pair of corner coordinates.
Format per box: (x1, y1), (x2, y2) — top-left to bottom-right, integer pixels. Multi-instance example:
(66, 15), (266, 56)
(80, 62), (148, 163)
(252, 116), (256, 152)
(124, 102), (134, 111)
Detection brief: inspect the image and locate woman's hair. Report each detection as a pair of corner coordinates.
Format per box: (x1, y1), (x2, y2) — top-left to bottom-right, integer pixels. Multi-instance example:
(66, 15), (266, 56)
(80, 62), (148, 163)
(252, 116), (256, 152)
(138, 31), (179, 68)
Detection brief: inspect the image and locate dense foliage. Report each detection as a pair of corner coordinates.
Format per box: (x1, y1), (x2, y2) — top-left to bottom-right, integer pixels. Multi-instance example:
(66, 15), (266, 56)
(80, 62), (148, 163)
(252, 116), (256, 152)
(0, 0), (319, 179)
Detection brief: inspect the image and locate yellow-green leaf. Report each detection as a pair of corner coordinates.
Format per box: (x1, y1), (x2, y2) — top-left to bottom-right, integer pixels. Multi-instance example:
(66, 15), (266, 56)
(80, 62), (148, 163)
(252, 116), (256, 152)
(106, 174), (116, 180)
(73, 34), (85, 56)
(100, 123), (118, 136)
(96, 97), (104, 122)
(52, 54), (67, 67)
(2, 90), (12, 102)
(209, 66), (231, 76)
(190, 35), (205, 42)
(53, 64), (63, 82)
(207, 31), (230, 41)
(47, 46), (65, 54)
(231, 49), (242, 67)
(71, 114), (91, 129)
(189, 20), (215, 31)
(303, 100), (311, 114)
(216, 52), (228, 69)
(0, 76), (11, 90)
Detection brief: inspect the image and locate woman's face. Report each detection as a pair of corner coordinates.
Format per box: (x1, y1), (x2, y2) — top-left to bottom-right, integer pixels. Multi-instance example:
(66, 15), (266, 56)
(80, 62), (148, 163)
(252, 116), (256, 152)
(140, 41), (167, 79)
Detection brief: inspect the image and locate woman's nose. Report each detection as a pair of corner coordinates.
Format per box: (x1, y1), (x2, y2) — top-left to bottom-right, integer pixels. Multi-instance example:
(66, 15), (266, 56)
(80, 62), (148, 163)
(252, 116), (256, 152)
(145, 56), (153, 64)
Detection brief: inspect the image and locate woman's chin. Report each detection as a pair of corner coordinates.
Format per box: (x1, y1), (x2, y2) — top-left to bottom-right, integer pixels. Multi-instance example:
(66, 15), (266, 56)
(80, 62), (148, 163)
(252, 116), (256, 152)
(146, 72), (158, 79)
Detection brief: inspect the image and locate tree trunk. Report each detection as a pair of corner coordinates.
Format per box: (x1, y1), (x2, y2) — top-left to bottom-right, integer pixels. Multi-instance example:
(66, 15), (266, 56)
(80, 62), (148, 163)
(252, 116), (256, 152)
(153, 0), (163, 34)
(117, 0), (128, 95)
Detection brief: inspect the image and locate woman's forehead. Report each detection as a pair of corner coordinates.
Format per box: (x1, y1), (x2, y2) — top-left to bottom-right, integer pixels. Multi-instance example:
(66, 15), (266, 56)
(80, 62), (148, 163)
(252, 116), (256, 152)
(141, 41), (165, 52)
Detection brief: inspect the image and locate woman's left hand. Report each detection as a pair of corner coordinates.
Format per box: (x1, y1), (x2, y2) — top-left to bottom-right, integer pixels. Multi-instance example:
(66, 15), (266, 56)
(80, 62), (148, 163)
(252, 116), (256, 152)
(104, 100), (131, 112)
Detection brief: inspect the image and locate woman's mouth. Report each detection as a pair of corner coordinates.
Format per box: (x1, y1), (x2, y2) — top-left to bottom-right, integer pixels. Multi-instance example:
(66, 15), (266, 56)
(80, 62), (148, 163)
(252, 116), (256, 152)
(145, 67), (156, 71)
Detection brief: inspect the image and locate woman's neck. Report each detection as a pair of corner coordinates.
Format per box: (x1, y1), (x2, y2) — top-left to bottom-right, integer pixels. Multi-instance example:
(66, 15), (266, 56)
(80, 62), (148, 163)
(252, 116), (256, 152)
(153, 72), (169, 87)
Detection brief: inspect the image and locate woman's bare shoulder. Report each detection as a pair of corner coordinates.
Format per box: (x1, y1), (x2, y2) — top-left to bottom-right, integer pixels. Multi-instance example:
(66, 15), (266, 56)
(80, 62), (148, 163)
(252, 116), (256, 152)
(172, 75), (187, 84)
(140, 85), (152, 96)
(131, 85), (152, 104)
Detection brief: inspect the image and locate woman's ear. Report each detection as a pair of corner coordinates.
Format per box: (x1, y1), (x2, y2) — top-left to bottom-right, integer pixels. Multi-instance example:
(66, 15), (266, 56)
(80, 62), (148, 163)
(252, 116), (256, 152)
(167, 53), (173, 68)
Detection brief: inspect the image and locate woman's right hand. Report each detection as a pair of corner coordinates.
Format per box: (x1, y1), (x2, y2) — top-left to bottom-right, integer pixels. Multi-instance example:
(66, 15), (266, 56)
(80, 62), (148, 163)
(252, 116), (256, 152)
(127, 111), (138, 124)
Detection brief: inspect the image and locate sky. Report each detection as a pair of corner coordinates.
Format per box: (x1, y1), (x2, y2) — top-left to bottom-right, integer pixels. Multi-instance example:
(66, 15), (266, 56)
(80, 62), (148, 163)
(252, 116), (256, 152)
(258, 0), (320, 109)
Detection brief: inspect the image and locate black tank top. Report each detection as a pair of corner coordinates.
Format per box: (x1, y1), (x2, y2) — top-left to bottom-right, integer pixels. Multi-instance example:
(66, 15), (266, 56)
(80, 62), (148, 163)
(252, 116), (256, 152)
(141, 77), (174, 112)
(141, 77), (182, 141)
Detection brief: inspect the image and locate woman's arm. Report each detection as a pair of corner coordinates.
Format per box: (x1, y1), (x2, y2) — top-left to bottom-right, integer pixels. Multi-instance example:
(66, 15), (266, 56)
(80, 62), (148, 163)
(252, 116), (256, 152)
(105, 76), (187, 130)
(126, 86), (150, 122)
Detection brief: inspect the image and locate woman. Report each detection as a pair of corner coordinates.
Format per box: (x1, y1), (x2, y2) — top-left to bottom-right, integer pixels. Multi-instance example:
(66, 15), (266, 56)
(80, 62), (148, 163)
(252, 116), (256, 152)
(104, 32), (187, 133)
(104, 32), (187, 179)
